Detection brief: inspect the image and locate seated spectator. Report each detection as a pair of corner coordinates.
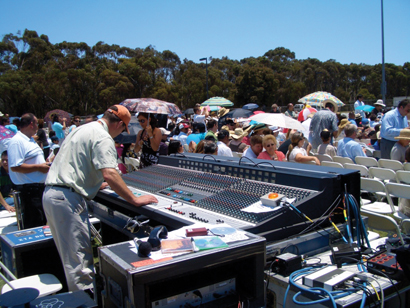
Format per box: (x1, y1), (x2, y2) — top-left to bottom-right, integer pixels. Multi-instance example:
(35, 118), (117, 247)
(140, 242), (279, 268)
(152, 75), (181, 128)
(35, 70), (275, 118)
(174, 123), (191, 146)
(195, 140), (206, 154)
(336, 124), (366, 163)
(391, 128), (410, 162)
(186, 122), (206, 146)
(317, 129), (337, 157)
(226, 118), (237, 131)
(229, 128), (248, 153)
(168, 140), (184, 155)
(159, 127), (171, 155)
(50, 135), (59, 151)
(348, 112), (356, 125)
(0, 151), (15, 212)
(257, 135), (286, 161)
(271, 104), (280, 113)
(243, 135), (263, 159)
(278, 129), (297, 155)
(205, 119), (218, 142)
(204, 140), (218, 155)
(216, 129), (233, 157)
(287, 132), (320, 165)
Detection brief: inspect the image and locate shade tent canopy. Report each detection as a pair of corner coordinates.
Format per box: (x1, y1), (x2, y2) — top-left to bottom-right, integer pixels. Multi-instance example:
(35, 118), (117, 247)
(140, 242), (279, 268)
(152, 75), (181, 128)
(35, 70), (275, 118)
(250, 113), (304, 131)
(201, 97), (234, 107)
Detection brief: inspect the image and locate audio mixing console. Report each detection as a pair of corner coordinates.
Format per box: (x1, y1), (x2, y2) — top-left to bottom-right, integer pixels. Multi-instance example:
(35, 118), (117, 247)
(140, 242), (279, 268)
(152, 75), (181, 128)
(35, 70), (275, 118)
(95, 164), (327, 241)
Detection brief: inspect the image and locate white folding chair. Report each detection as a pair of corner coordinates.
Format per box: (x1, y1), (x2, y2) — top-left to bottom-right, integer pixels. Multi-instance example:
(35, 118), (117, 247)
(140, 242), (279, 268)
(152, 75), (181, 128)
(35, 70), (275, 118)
(368, 167), (397, 183)
(355, 156), (379, 168)
(360, 178), (396, 214)
(361, 209), (404, 244)
(315, 154), (333, 163)
(396, 170), (410, 184)
(400, 219), (410, 235)
(385, 183), (410, 221)
(0, 261), (62, 298)
(344, 163), (369, 177)
(373, 150), (381, 159)
(378, 158), (404, 171)
(403, 162), (410, 171)
(124, 157), (140, 171)
(321, 161), (344, 168)
(333, 156), (354, 165)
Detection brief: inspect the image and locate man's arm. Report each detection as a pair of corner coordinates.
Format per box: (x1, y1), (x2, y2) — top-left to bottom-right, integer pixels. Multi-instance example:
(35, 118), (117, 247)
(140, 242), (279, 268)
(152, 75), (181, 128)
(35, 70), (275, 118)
(101, 168), (158, 207)
(0, 192), (15, 212)
(11, 163), (50, 174)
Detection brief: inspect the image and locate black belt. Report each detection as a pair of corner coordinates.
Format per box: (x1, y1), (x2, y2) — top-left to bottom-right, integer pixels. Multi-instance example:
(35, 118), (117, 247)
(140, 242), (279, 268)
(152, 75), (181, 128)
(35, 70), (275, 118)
(15, 183), (45, 190)
(47, 184), (75, 192)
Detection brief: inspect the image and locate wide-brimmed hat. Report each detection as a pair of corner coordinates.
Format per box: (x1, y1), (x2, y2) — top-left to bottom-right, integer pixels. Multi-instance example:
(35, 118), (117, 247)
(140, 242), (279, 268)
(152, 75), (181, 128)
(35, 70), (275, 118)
(394, 128), (410, 140)
(160, 127), (170, 135)
(374, 99), (386, 107)
(322, 99), (338, 113)
(218, 107), (230, 117)
(338, 118), (349, 129)
(355, 113), (362, 120)
(230, 128), (248, 140)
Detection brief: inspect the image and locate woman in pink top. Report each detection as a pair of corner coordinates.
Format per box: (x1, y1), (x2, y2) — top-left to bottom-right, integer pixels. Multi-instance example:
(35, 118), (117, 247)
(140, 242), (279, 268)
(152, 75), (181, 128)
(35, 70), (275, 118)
(257, 135), (286, 161)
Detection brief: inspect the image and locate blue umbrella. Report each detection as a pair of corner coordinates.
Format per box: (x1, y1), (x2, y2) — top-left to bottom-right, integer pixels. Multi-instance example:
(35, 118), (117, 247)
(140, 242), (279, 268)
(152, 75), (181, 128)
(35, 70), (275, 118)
(242, 103), (259, 110)
(355, 105), (375, 112)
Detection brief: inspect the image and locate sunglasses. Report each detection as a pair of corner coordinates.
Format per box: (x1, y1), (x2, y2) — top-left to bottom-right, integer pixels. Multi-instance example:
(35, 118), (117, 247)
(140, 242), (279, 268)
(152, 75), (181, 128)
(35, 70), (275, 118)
(138, 119), (146, 124)
(266, 143), (275, 148)
(74, 120), (80, 123)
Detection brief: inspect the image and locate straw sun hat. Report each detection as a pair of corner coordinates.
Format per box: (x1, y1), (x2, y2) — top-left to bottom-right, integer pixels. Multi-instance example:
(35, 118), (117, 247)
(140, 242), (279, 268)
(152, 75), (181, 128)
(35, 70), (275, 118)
(394, 128), (410, 140)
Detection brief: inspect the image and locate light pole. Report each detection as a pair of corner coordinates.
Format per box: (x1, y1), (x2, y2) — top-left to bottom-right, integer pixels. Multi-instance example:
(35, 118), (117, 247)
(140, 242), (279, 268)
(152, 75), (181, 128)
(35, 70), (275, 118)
(199, 57), (208, 99)
(381, 0), (386, 104)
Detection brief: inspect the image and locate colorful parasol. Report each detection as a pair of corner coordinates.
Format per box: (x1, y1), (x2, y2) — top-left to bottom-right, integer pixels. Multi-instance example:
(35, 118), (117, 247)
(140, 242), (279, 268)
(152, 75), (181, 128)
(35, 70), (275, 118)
(120, 98), (181, 115)
(250, 113), (304, 131)
(298, 91), (345, 107)
(201, 97), (234, 107)
(44, 109), (72, 125)
(0, 126), (15, 142)
(297, 107), (317, 122)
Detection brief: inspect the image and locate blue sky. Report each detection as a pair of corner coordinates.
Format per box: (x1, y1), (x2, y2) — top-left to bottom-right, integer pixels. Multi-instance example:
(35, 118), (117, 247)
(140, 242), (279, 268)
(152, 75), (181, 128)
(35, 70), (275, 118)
(1, 0), (409, 66)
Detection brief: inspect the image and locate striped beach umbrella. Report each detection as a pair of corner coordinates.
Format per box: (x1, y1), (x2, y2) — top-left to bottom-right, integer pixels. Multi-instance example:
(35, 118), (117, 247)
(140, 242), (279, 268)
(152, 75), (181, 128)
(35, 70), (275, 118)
(201, 96), (234, 107)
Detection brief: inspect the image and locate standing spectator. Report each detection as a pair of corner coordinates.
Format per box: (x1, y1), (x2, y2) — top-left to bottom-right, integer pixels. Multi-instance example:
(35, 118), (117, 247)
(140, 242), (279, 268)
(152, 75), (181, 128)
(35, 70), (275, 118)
(285, 103), (297, 119)
(243, 135), (263, 159)
(309, 100), (338, 150)
(354, 94), (366, 119)
(8, 113), (50, 228)
(257, 135), (286, 161)
(133, 113), (161, 169)
(0, 151), (16, 212)
(193, 106), (208, 124)
(287, 132), (320, 165)
(337, 124), (366, 163)
(216, 129), (233, 157)
(390, 129), (410, 162)
(380, 99), (410, 158)
(36, 119), (50, 160)
(51, 114), (67, 145)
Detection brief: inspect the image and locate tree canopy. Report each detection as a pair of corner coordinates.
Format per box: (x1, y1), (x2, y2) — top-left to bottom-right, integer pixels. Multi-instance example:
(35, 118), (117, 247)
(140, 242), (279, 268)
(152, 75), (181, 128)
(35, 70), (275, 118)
(1, 30), (409, 117)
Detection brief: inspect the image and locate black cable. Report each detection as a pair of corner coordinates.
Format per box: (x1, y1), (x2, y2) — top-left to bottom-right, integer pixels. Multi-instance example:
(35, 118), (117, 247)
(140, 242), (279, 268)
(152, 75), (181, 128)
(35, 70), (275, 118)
(367, 267), (402, 308)
(281, 244), (300, 255)
(238, 156), (257, 166)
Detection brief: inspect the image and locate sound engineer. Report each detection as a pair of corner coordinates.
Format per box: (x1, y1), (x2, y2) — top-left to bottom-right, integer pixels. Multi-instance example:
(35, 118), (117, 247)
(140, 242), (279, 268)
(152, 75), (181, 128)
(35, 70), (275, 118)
(42, 105), (158, 293)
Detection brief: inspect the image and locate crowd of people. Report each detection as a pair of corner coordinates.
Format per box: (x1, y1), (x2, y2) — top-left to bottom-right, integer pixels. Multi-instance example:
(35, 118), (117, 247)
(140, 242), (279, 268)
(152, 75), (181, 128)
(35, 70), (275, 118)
(0, 96), (409, 295)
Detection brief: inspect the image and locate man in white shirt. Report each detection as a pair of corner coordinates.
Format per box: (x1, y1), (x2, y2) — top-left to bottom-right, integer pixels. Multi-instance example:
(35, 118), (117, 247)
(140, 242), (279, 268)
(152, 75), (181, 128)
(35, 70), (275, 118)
(8, 113), (50, 229)
(354, 94), (366, 119)
(216, 129), (233, 157)
(193, 106), (208, 124)
(174, 123), (191, 146)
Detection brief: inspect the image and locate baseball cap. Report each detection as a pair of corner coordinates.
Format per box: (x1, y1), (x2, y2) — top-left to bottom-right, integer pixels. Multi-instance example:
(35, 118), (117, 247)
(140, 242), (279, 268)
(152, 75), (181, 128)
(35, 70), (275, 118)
(160, 127), (171, 135)
(179, 123), (189, 130)
(107, 105), (131, 133)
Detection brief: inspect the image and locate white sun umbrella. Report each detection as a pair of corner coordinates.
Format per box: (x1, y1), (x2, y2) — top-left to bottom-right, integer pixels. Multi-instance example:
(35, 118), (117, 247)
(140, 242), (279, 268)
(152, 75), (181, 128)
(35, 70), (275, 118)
(250, 113), (304, 131)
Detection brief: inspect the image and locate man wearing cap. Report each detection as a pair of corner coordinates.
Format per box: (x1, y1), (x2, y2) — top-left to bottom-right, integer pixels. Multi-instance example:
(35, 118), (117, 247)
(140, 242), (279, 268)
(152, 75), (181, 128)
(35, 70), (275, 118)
(174, 123), (191, 146)
(158, 127), (170, 155)
(309, 101), (339, 150)
(380, 99), (410, 159)
(42, 105), (158, 292)
(390, 128), (410, 162)
(216, 129), (233, 157)
(8, 113), (50, 229)
(354, 94), (366, 119)
(371, 99), (385, 118)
